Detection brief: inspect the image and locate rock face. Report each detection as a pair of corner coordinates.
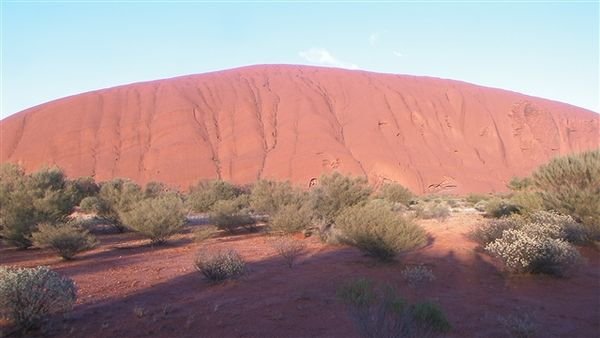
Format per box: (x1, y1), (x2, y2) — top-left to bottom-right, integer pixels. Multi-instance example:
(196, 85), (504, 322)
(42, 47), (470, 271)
(1, 65), (598, 193)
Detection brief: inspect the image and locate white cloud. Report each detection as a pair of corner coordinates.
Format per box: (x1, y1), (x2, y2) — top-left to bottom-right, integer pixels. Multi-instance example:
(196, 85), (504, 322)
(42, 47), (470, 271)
(393, 51), (403, 57)
(299, 48), (359, 70)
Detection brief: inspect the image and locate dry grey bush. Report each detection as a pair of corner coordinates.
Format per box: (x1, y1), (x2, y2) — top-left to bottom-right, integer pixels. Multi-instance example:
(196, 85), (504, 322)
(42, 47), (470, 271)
(271, 236), (306, 268)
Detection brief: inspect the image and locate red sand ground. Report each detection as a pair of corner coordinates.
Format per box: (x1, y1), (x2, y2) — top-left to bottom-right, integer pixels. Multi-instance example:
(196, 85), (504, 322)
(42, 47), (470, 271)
(1, 65), (598, 194)
(1, 212), (598, 337)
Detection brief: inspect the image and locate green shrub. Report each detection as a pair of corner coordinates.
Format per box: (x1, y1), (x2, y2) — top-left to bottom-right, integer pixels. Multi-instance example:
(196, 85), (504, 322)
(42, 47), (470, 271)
(410, 301), (452, 333)
(532, 150), (600, 239)
(31, 223), (97, 260)
(143, 181), (170, 198)
(377, 183), (414, 206)
(414, 201), (451, 221)
(337, 278), (450, 337)
(195, 249), (246, 282)
(470, 217), (524, 246)
(249, 179), (306, 214)
(192, 226), (218, 242)
(309, 172), (372, 227)
(509, 191), (544, 216)
(120, 194), (186, 244)
(65, 176), (99, 207)
(485, 198), (520, 218)
(268, 203), (313, 234)
(336, 200), (427, 262)
(466, 193), (491, 205)
(187, 180), (241, 213)
(507, 177), (534, 191)
(208, 199), (256, 233)
(0, 165), (78, 248)
(96, 179), (144, 232)
(0, 266), (77, 332)
(271, 236), (306, 268)
(485, 228), (582, 276)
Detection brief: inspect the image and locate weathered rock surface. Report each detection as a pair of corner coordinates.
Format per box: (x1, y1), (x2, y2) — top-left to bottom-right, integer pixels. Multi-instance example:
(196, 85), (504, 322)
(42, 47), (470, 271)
(1, 65), (598, 193)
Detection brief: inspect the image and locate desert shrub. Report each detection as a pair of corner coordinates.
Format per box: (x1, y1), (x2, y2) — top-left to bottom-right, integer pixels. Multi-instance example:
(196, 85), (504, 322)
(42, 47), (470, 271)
(65, 176), (99, 206)
(485, 198), (520, 218)
(192, 226), (218, 242)
(31, 223), (97, 260)
(0, 165), (77, 248)
(336, 200), (427, 262)
(532, 150), (600, 239)
(0, 266), (77, 332)
(268, 203), (313, 234)
(309, 172), (372, 227)
(337, 278), (450, 337)
(410, 301), (452, 333)
(507, 177), (534, 191)
(473, 200), (488, 212)
(195, 249), (246, 282)
(249, 179), (306, 214)
(208, 199), (256, 233)
(96, 179), (144, 232)
(271, 236), (306, 268)
(401, 265), (435, 288)
(509, 191), (544, 216)
(120, 194), (186, 244)
(485, 228), (582, 276)
(377, 182), (414, 206)
(414, 201), (451, 221)
(187, 180), (241, 213)
(498, 312), (537, 338)
(466, 193), (491, 205)
(470, 217), (524, 246)
(524, 211), (587, 244)
(143, 181), (170, 198)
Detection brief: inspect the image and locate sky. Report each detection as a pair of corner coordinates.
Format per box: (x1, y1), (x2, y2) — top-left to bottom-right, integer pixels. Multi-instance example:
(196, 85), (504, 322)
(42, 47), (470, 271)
(1, 1), (598, 119)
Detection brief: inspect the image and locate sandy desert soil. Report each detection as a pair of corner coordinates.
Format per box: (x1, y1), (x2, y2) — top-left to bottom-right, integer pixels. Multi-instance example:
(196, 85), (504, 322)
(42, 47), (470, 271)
(1, 211), (598, 338)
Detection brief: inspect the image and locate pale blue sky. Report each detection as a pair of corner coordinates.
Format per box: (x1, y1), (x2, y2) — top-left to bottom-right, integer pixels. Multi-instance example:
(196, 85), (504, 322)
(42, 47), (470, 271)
(1, 1), (598, 119)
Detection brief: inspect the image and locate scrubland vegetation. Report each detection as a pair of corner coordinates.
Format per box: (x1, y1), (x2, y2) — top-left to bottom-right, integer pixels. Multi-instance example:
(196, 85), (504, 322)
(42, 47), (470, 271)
(0, 150), (598, 335)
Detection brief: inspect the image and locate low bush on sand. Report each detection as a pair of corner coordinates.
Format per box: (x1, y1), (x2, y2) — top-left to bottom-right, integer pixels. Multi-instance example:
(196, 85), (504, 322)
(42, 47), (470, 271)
(336, 200), (427, 262)
(413, 201), (451, 221)
(208, 199), (256, 233)
(195, 249), (246, 282)
(31, 223), (97, 260)
(120, 194), (187, 244)
(0, 266), (77, 333)
(377, 182), (414, 206)
(268, 203), (313, 234)
(271, 236), (306, 268)
(401, 265), (435, 288)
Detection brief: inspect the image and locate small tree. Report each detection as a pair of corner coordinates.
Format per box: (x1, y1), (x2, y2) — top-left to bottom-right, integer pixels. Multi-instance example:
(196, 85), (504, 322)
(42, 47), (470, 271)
(120, 194), (186, 244)
(532, 150), (600, 239)
(31, 223), (97, 260)
(208, 199), (255, 233)
(268, 203), (313, 234)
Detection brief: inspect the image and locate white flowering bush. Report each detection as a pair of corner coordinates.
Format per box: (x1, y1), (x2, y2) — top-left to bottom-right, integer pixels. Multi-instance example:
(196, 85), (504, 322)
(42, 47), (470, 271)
(401, 265), (435, 288)
(524, 211), (587, 244)
(0, 266), (77, 332)
(470, 217), (523, 246)
(485, 229), (582, 276)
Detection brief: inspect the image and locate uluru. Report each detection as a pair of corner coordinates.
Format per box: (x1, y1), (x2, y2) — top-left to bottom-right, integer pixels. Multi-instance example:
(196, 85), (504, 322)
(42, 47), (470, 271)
(1, 65), (597, 193)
